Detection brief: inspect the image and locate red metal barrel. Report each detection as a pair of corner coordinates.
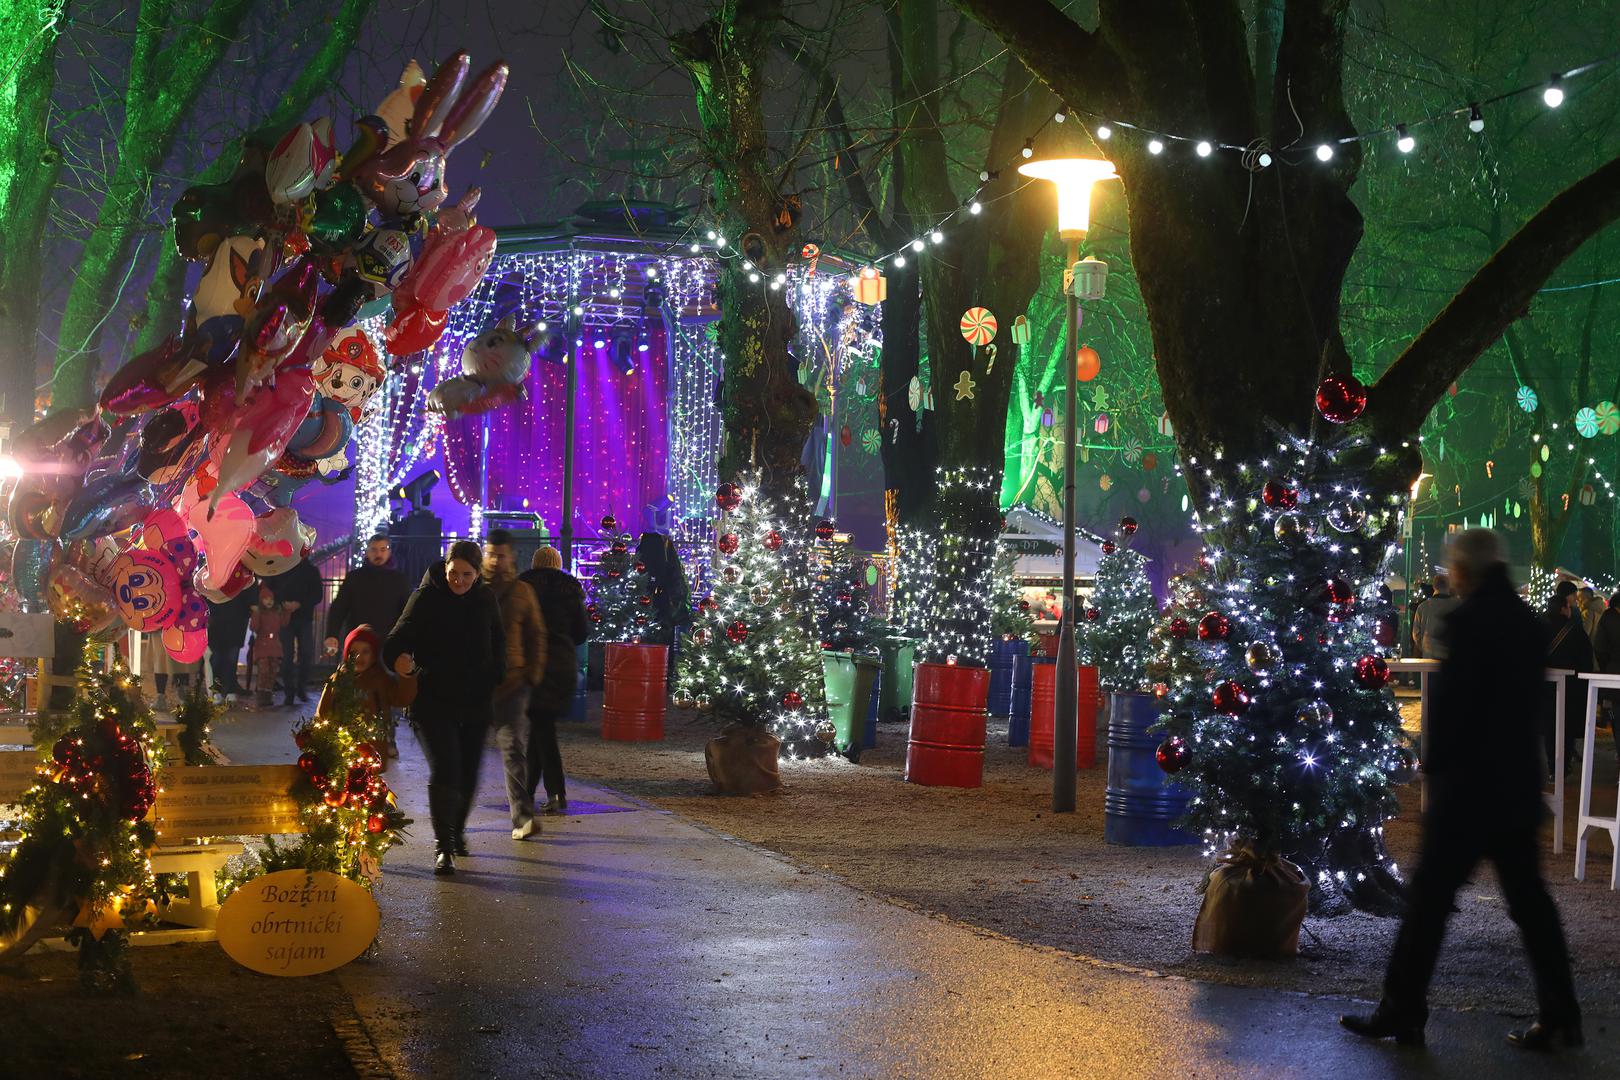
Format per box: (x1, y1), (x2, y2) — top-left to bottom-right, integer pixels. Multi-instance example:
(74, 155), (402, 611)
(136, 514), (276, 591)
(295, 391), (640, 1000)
(905, 662), (989, 787)
(602, 643), (668, 741)
(1028, 662), (1100, 769)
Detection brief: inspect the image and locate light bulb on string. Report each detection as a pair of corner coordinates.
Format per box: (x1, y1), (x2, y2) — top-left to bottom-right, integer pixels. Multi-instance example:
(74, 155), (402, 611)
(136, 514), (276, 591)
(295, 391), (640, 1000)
(1544, 75), (1565, 108)
(1095, 124), (1111, 140)
(1316, 143), (1334, 161)
(1468, 103), (1484, 132)
(1021, 139), (1034, 159)
(1148, 138), (1164, 154)
(1196, 140), (1212, 157)
(1395, 124), (1415, 153)
(969, 201), (982, 215)
(911, 238), (925, 252)
(1257, 151), (1273, 168)
(930, 230), (944, 244)
(893, 254), (906, 268)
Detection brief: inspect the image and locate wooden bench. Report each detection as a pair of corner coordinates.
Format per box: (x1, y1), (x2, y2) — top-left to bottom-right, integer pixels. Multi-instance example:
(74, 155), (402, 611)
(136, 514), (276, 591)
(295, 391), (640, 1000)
(3, 760), (303, 938)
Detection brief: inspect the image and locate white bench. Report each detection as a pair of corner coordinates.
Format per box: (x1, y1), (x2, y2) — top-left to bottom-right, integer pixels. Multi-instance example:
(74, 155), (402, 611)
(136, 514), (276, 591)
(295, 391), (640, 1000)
(1574, 674), (1620, 889)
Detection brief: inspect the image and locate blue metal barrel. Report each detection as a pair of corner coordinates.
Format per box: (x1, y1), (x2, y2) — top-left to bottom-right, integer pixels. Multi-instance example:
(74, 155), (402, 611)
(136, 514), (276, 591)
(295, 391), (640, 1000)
(986, 638), (1026, 718)
(1010, 654), (1045, 747)
(1104, 691), (1197, 846)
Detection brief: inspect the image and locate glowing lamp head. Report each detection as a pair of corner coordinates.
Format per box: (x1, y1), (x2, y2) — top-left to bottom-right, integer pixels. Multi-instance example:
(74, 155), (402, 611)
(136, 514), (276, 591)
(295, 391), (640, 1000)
(1016, 156), (1118, 239)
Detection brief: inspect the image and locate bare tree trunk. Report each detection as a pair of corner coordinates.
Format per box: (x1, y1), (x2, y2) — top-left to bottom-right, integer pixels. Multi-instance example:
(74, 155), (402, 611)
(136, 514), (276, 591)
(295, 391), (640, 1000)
(132, 0), (375, 356)
(51, 0), (257, 411)
(0, 1), (66, 424)
(672, 0), (817, 500)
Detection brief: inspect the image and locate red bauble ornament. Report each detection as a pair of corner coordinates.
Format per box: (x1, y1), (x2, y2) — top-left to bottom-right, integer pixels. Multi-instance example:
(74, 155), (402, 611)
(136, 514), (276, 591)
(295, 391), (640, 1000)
(1318, 576), (1355, 622)
(1084, 607), (1101, 622)
(367, 814), (387, 834)
(324, 789), (348, 808)
(763, 530), (784, 552)
(1155, 736), (1189, 774)
(600, 514), (618, 532)
(1018, 599), (1030, 612)
(782, 691), (804, 710)
(722, 566), (740, 583)
(297, 751), (319, 774)
(1261, 480), (1299, 511)
(1168, 617), (1191, 640)
(638, 594), (653, 606)
(1356, 655), (1392, 690)
(717, 532), (739, 555)
(634, 561), (647, 573)
(716, 483), (743, 511)
(354, 742), (379, 766)
(814, 518), (837, 541)
(1101, 540), (1117, 555)
(347, 765), (370, 795)
(589, 611), (603, 623)
(725, 620), (749, 644)
(698, 595), (718, 613)
(1314, 374), (1368, 425)
(294, 729), (311, 750)
(1197, 612), (1231, 641)
(1211, 681), (1250, 715)
(1119, 516), (1138, 536)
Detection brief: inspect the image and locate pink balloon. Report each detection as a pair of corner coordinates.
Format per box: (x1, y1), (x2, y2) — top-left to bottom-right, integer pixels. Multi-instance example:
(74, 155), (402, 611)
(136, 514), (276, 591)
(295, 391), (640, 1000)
(208, 324), (325, 507)
(181, 479), (255, 591)
(163, 625), (208, 664)
(397, 224), (496, 313)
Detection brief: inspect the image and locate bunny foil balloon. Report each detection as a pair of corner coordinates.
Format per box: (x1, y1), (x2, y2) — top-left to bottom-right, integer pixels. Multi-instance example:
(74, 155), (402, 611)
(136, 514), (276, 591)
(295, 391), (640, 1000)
(351, 52), (508, 220)
(427, 315), (536, 418)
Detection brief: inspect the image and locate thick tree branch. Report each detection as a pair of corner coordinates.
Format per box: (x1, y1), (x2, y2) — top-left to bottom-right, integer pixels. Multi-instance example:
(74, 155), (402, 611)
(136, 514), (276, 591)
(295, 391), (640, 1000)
(1371, 152), (1620, 437)
(945, 0), (1130, 120)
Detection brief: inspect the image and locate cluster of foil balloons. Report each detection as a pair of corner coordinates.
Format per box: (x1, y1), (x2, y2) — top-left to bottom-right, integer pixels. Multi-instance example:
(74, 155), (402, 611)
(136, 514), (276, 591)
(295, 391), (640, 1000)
(2, 52), (526, 662)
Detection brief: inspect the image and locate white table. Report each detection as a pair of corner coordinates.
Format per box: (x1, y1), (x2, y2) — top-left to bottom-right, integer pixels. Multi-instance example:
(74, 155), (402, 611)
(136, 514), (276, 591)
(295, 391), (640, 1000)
(1388, 658), (1570, 853)
(1575, 673), (1620, 888)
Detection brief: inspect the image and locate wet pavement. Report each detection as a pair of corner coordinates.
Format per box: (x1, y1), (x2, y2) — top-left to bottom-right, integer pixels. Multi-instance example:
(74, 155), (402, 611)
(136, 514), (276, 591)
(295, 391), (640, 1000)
(215, 706), (1618, 1079)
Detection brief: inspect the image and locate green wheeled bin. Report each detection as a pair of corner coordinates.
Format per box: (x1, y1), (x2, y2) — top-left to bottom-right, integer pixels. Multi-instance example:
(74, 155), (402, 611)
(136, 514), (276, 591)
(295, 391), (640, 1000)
(823, 650), (881, 759)
(877, 637), (917, 724)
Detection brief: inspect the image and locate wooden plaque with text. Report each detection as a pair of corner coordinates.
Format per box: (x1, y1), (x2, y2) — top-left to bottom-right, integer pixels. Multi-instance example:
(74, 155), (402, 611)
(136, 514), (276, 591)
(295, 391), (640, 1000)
(152, 765), (304, 838)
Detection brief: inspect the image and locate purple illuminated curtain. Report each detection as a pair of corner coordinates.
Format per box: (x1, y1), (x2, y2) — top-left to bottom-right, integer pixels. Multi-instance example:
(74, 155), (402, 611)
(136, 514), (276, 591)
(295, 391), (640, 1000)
(441, 325), (670, 536)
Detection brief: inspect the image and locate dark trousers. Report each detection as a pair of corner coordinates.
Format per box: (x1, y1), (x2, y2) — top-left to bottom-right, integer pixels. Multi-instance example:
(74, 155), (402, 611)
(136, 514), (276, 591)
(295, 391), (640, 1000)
(415, 707), (492, 852)
(1383, 785), (1579, 1024)
(281, 619), (315, 700)
(209, 640), (246, 693)
(525, 705), (566, 804)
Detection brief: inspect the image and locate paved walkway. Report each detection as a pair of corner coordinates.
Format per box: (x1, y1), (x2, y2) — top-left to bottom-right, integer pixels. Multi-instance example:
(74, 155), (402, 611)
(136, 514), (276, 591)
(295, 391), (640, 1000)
(216, 708), (1616, 1079)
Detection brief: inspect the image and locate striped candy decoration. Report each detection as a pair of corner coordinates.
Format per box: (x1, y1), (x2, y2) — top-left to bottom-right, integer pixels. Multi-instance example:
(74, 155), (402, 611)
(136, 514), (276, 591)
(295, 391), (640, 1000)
(959, 307), (997, 346)
(1597, 400), (1620, 435)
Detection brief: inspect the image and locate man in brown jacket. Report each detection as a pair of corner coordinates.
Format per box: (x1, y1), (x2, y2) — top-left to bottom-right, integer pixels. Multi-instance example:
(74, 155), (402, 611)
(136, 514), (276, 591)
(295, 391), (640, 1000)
(484, 529), (547, 838)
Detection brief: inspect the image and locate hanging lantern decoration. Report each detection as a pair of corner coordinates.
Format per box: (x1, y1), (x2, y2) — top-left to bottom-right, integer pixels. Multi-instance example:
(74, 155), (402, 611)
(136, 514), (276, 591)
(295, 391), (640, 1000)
(854, 266), (887, 305)
(1314, 374), (1368, 424)
(1076, 346), (1101, 382)
(1010, 314), (1031, 345)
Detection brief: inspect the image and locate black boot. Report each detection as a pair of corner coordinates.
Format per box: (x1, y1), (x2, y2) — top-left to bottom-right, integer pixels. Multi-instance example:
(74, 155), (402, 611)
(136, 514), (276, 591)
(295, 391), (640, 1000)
(453, 832), (470, 858)
(1508, 1019), (1583, 1050)
(1340, 1005), (1426, 1047)
(433, 851), (455, 876)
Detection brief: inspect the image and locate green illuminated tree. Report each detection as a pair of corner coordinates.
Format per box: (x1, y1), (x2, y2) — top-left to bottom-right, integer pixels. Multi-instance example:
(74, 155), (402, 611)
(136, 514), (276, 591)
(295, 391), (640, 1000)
(0, 1), (65, 424)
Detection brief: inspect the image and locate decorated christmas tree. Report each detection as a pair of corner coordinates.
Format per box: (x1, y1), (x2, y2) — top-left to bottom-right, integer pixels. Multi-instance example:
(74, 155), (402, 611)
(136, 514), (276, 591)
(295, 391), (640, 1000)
(813, 534), (882, 653)
(0, 648), (163, 987)
(897, 466), (1003, 667)
(587, 522), (669, 644)
(988, 543), (1037, 648)
(1149, 429), (1410, 914)
(1080, 518), (1156, 692)
(674, 477), (831, 757)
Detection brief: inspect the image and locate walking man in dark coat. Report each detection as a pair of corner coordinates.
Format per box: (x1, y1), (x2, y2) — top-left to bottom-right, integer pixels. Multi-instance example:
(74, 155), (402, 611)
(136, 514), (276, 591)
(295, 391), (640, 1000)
(520, 546), (590, 813)
(325, 535), (412, 653)
(268, 555), (324, 706)
(1342, 528), (1581, 1051)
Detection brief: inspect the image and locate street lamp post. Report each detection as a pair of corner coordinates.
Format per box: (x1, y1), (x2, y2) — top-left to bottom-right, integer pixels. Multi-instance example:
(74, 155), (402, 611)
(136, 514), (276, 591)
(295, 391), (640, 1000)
(1017, 157), (1116, 814)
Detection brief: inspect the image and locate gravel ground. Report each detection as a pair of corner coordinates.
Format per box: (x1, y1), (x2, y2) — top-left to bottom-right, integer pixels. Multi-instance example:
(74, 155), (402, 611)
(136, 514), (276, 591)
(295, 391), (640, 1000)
(559, 698), (1620, 1021)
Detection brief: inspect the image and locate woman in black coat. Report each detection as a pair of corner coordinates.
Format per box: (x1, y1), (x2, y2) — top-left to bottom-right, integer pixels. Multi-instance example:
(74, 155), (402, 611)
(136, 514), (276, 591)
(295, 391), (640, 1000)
(384, 541), (505, 875)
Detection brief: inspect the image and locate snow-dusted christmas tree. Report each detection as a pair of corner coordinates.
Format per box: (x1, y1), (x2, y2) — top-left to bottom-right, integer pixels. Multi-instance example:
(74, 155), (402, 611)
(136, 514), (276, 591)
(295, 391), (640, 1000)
(1080, 518), (1156, 691)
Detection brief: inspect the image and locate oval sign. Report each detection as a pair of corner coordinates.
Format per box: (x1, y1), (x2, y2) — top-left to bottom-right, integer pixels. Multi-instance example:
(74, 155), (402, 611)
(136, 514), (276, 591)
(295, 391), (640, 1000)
(217, 869), (380, 977)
